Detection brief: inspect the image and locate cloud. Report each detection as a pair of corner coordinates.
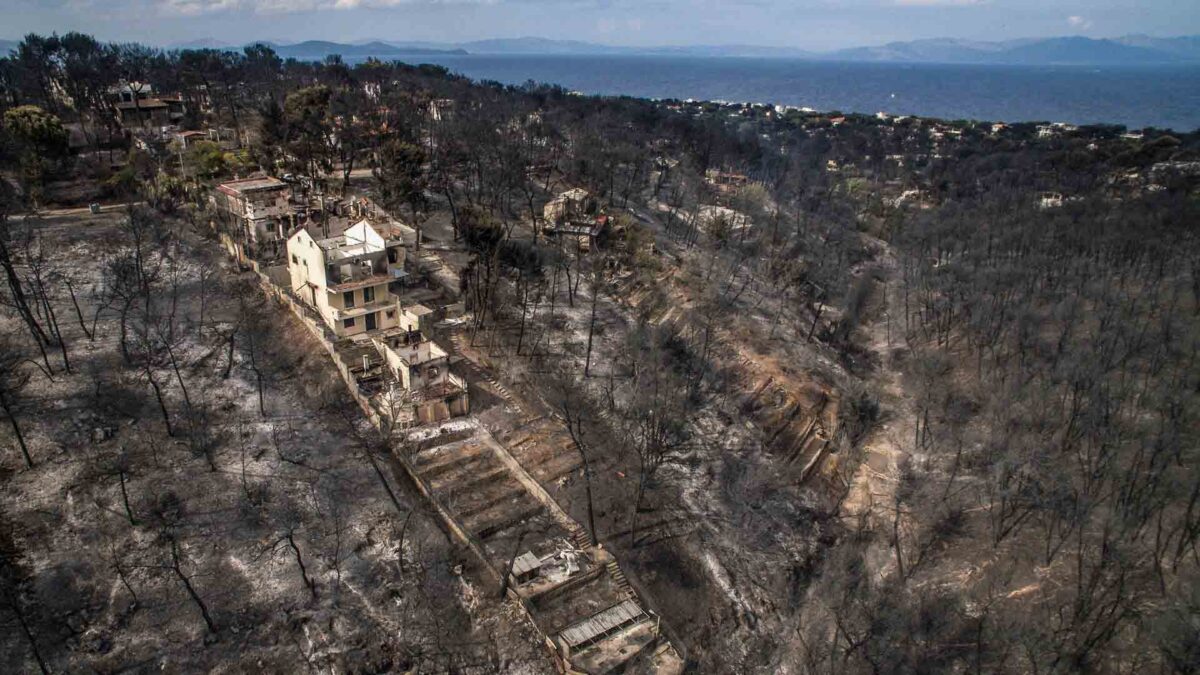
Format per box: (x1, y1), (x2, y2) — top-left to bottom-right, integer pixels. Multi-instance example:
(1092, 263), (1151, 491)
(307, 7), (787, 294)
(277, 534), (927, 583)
(160, 0), (493, 15)
(892, 0), (988, 6)
(1066, 15), (1092, 30)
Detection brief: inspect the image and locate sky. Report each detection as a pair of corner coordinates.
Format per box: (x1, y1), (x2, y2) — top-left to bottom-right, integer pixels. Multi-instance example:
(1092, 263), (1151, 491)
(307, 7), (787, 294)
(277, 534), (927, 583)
(1, 0), (1198, 51)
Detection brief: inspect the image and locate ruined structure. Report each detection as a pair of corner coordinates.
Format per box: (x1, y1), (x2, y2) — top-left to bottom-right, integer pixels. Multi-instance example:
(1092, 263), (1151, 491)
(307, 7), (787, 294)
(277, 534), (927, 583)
(213, 176), (294, 260)
(543, 188), (606, 252)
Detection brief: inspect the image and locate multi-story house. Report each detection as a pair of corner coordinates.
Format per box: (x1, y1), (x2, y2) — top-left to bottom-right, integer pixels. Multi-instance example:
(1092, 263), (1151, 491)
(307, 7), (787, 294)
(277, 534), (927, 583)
(213, 176), (294, 259)
(286, 219), (414, 338)
(372, 328), (469, 422)
(116, 97), (186, 127)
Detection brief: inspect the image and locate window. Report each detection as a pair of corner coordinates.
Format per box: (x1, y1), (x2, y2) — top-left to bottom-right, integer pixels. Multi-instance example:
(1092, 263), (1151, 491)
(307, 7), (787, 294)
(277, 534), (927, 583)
(291, 254), (298, 264)
(363, 286), (375, 303)
(386, 309), (395, 318)
(343, 317), (356, 329)
(343, 291), (355, 308)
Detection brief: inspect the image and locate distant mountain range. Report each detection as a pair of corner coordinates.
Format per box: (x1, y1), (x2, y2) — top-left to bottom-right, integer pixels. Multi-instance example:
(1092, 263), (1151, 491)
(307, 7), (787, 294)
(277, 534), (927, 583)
(2, 34), (1199, 66)
(827, 36), (1200, 65)
(246, 35), (1200, 65)
(225, 40), (466, 59)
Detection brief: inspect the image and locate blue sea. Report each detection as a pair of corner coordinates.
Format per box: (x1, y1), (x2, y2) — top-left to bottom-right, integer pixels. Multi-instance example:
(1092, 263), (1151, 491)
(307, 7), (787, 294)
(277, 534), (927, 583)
(373, 54), (1200, 132)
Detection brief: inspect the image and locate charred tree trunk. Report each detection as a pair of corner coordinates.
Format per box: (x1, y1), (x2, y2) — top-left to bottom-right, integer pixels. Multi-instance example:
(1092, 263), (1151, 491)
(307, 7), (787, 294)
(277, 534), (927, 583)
(584, 275), (599, 377)
(169, 538), (218, 634)
(0, 389), (32, 468)
(499, 530), (527, 599)
(119, 466), (137, 526)
(146, 366), (173, 437)
(286, 532), (317, 601)
(64, 279), (93, 340)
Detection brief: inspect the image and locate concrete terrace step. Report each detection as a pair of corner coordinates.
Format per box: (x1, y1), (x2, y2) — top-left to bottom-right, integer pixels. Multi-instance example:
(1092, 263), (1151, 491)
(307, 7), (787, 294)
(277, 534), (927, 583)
(498, 415), (549, 443)
(455, 483), (531, 520)
(529, 453), (584, 485)
(415, 444), (490, 481)
(470, 503), (546, 541)
(432, 463), (509, 495)
(570, 527), (593, 551)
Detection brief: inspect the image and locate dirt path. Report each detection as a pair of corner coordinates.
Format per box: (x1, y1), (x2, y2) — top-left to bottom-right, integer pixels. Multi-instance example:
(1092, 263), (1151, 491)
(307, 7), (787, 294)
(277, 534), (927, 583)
(837, 242), (914, 532)
(11, 201), (146, 220)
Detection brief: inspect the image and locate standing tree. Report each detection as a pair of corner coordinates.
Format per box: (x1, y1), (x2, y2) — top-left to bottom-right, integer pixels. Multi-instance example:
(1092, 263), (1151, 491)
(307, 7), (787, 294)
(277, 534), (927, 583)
(2, 105), (68, 207)
(376, 139), (429, 250)
(546, 370), (599, 546)
(284, 85), (334, 187)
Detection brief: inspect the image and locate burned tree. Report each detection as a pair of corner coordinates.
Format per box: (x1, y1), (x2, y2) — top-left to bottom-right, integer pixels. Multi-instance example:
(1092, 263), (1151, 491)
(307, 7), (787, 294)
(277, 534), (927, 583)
(0, 337), (34, 468)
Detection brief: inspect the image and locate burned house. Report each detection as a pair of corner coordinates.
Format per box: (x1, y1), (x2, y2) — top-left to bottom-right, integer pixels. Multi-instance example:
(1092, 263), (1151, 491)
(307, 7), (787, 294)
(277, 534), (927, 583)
(116, 97), (186, 127)
(543, 188), (606, 252)
(173, 129), (213, 149)
(213, 176), (294, 260)
(704, 169), (752, 206)
(372, 328), (469, 423)
(287, 219), (414, 339)
(544, 188), (595, 227)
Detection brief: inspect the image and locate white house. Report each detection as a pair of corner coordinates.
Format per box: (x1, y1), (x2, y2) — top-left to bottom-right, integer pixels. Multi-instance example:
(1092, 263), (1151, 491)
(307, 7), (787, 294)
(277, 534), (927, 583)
(287, 219), (418, 338)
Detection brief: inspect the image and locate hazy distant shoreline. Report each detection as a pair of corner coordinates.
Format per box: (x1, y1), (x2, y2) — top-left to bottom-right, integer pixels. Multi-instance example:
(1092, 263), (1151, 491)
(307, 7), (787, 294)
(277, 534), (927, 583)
(162, 34), (1200, 67)
(360, 54), (1200, 131)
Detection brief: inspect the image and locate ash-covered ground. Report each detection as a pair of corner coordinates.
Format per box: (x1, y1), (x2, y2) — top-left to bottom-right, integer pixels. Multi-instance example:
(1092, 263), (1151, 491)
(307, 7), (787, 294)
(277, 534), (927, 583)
(0, 208), (552, 673)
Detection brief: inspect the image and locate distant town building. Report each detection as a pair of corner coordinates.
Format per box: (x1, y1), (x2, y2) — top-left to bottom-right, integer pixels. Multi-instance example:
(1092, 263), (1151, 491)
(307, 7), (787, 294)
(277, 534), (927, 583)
(173, 129), (212, 149)
(1038, 192), (1065, 209)
(116, 97), (185, 126)
(109, 82), (153, 104)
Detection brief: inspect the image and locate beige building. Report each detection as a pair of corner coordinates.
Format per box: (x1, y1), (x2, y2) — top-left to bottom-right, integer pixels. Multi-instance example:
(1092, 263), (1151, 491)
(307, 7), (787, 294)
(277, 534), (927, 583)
(374, 329), (468, 421)
(543, 188), (595, 227)
(543, 188), (606, 252)
(376, 329), (450, 392)
(214, 176), (294, 259)
(287, 219), (416, 338)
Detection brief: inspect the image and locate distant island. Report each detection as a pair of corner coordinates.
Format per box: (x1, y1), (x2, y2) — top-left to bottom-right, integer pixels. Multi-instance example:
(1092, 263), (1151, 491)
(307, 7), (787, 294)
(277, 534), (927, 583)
(196, 34), (1200, 66)
(254, 40), (469, 60)
(2, 33), (1198, 66)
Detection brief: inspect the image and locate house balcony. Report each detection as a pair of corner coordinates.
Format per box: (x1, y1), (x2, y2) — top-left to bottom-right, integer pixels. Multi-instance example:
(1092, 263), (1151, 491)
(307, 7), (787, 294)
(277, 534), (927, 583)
(243, 203), (289, 221)
(327, 272), (392, 294)
(329, 295), (401, 321)
(413, 372), (468, 402)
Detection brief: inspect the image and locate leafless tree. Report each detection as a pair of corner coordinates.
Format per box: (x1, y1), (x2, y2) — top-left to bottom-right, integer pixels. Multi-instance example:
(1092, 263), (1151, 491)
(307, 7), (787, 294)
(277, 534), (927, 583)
(0, 337), (35, 468)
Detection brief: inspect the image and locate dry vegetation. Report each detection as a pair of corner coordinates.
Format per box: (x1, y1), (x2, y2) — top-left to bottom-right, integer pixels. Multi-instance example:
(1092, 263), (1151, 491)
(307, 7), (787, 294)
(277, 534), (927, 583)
(0, 209), (550, 673)
(2, 32), (1199, 674)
